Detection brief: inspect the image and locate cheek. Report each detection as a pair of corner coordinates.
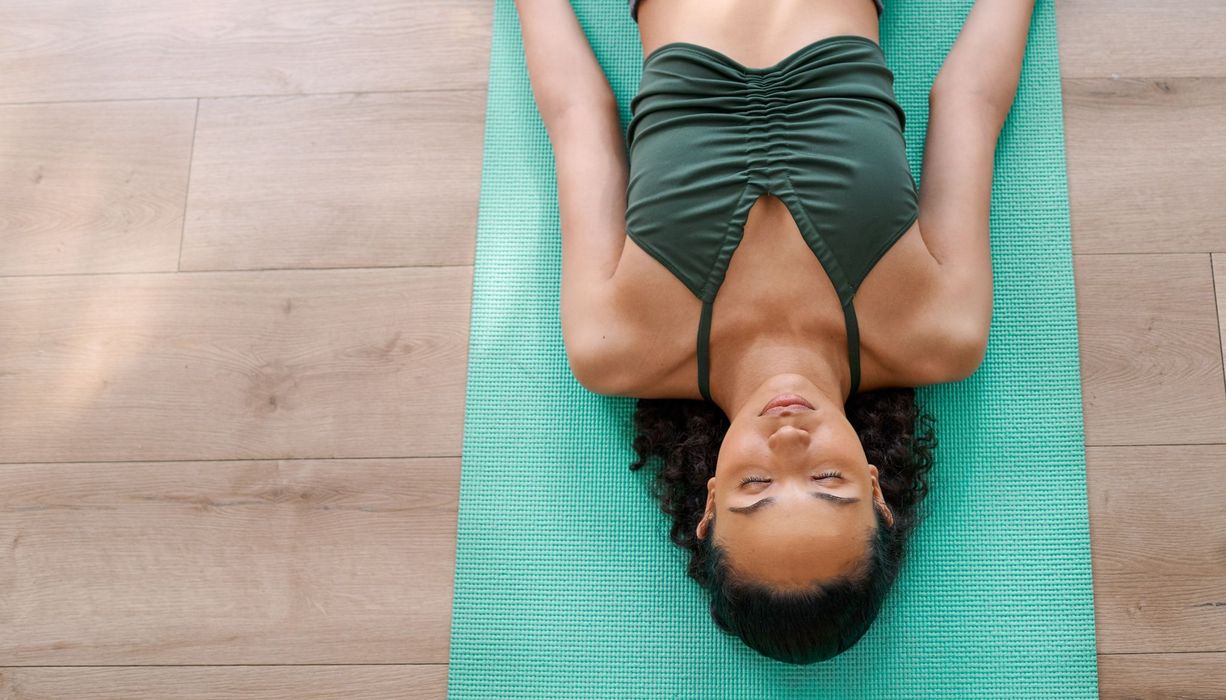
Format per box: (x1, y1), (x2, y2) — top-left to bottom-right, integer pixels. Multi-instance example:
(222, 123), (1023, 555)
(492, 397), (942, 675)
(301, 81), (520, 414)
(716, 426), (754, 466)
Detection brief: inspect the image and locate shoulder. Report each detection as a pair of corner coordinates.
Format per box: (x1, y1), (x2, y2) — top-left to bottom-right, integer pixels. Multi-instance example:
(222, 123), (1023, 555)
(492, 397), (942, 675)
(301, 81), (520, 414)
(566, 315), (696, 398)
(564, 317), (643, 396)
(874, 311), (988, 389)
(858, 221), (990, 389)
(563, 262), (699, 398)
(562, 277), (659, 397)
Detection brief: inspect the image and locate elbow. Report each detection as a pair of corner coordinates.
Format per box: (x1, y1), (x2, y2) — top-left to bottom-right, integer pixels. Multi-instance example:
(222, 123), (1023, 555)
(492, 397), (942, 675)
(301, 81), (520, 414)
(928, 78), (1012, 128)
(540, 95), (619, 138)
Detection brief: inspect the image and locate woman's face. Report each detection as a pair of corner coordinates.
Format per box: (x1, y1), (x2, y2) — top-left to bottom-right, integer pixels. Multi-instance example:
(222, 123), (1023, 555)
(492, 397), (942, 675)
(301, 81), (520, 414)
(696, 385), (894, 588)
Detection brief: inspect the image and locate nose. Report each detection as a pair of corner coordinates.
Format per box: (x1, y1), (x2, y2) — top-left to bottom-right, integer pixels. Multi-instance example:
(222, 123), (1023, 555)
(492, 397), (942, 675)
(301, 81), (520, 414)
(767, 423), (811, 451)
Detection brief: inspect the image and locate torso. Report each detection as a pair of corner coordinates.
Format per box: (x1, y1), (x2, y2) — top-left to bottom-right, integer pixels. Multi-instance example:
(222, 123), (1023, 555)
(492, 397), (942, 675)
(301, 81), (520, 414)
(606, 0), (950, 400)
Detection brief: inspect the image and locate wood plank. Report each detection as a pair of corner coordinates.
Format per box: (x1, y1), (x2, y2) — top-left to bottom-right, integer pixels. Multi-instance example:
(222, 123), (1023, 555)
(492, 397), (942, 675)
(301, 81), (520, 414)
(181, 91), (483, 272)
(0, 459), (458, 664)
(1063, 78), (1226, 255)
(1097, 652), (1226, 699)
(1073, 254), (1226, 446)
(1056, 0), (1226, 79)
(1086, 446), (1226, 654)
(1215, 256), (1226, 371)
(0, 100), (196, 276)
(0, 0), (492, 104)
(0, 666), (447, 699)
(0, 267), (471, 463)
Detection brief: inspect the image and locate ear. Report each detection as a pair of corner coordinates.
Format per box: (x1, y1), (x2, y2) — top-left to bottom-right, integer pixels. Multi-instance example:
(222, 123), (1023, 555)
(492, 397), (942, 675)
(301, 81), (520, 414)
(868, 464), (895, 528)
(696, 476), (717, 540)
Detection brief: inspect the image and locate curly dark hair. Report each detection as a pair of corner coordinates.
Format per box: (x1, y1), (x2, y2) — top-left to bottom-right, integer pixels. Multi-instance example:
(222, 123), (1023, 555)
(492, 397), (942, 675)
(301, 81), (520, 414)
(628, 387), (937, 664)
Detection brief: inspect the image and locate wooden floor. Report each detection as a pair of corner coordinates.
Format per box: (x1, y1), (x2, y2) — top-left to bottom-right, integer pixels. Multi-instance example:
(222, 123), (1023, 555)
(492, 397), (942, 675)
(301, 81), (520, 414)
(0, 1), (1223, 697)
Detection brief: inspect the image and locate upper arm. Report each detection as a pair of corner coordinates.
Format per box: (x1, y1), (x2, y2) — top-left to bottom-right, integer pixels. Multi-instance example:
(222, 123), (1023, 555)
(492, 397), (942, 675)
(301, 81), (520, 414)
(914, 89), (1007, 378)
(513, 1), (642, 393)
(543, 100), (634, 393)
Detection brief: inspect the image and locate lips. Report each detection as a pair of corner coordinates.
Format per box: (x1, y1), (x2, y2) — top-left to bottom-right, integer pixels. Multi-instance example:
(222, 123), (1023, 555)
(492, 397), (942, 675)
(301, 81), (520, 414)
(759, 393), (815, 416)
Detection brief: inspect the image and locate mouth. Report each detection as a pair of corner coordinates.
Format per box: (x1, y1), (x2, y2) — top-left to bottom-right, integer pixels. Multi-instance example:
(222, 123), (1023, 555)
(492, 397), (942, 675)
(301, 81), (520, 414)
(759, 393), (815, 416)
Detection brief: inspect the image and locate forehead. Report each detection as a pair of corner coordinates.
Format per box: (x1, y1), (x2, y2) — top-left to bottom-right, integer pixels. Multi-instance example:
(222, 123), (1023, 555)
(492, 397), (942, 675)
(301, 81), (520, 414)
(720, 505), (869, 539)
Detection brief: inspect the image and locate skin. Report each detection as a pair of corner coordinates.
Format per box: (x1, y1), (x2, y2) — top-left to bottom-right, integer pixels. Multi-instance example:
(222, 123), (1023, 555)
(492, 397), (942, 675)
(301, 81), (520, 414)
(515, 0), (1035, 585)
(695, 372), (895, 587)
(636, 0), (885, 70)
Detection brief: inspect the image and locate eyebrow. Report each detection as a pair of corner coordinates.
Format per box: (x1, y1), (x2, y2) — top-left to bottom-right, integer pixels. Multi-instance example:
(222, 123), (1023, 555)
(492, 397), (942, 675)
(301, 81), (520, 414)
(728, 491), (862, 515)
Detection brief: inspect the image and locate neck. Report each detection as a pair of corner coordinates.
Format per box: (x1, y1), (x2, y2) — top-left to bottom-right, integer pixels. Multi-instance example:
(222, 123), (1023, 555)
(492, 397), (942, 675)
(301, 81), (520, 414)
(709, 335), (851, 419)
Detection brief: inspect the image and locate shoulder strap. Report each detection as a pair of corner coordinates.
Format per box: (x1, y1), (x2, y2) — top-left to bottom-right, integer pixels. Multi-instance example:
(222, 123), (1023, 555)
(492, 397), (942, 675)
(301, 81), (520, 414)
(843, 300), (861, 396)
(699, 298), (861, 401)
(697, 299), (714, 402)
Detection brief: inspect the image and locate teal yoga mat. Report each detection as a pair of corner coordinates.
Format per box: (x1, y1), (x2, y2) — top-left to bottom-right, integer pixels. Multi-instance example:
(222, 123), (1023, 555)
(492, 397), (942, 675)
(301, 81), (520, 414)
(447, 0), (1099, 696)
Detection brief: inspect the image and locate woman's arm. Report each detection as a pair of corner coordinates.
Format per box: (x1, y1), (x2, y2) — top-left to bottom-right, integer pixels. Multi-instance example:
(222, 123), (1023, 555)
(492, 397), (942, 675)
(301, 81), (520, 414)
(916, 0), (1038, 378)
(516, 0), (617, 116)
(931, 0), (1038, 116)
(514, 0), (632, 392)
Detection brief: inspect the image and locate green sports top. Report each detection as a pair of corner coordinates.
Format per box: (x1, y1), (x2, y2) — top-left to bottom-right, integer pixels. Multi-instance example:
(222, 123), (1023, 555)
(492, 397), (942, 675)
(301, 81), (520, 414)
(624, 34), (920, 401)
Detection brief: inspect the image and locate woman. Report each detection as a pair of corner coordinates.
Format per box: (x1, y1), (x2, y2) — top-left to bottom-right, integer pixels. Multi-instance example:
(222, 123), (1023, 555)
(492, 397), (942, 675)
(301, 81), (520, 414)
(515, 0), (1035, 663)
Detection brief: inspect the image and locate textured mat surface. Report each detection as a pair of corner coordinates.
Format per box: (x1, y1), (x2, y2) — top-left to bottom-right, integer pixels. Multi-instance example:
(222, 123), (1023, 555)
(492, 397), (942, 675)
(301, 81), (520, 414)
(447, 0), (1099, 696)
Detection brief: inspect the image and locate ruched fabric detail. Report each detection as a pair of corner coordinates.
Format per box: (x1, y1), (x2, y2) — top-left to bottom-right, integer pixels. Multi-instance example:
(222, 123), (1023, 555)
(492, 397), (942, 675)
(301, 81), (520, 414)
(623, 34), (920, 399)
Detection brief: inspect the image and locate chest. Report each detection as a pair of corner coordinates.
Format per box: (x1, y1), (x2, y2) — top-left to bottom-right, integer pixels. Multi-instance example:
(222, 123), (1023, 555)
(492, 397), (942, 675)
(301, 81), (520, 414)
(606, 193), (941, 392)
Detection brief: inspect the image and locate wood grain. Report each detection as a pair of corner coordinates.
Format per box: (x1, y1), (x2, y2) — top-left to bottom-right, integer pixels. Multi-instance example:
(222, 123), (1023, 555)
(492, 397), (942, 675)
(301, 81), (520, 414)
(1073, 254), (1226, 446)
(0, 0), (493, 104)
(1097, 652), (1226, 699)
(0, 100), (196, 276)
(0, 0), (1222, 695)
(0, 458), (459, 664)
(1056, 0), (1226, 79)
(0, 267), (472, 463)
(0, 666), (447, 699)
(1064, 78), (1226, 255)
(180, 91), (484, 272)
(1087, 445), (1226, 654)
(1215, 256), (1226, 361)
(0, 666), (451, 700)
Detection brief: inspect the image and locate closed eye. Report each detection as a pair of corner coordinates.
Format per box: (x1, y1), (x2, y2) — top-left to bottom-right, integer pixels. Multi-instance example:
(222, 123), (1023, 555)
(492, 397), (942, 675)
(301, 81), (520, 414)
(728, 490), (862, 514)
